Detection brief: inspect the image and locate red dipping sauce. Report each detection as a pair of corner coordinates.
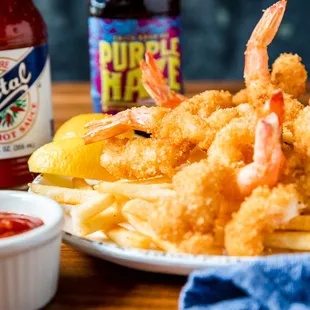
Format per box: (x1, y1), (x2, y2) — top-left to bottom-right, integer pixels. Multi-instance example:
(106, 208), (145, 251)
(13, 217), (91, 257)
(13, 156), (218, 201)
(0, 212), (43, 239)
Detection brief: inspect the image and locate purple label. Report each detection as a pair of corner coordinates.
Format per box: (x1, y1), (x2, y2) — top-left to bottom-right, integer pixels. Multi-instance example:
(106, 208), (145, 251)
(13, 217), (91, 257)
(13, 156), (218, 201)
(89, 16), (182, 113)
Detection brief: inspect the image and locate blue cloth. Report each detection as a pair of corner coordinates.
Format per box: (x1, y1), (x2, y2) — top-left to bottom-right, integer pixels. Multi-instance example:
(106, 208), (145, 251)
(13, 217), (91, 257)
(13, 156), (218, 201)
(179, 254), (310, 310)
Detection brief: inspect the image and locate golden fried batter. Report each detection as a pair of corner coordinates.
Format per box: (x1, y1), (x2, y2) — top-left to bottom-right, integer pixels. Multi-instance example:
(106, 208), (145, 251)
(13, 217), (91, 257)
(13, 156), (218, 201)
(271, 53), (307, 100)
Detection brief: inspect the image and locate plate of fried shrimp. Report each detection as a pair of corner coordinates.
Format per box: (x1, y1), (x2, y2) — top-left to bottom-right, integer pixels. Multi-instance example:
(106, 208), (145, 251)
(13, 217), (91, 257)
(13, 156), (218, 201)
(29, 0), (310, 275)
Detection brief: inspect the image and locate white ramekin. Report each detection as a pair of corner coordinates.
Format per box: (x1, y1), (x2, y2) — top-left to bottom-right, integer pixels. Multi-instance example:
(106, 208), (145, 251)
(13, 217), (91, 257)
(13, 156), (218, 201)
(0, 190), (64, 310)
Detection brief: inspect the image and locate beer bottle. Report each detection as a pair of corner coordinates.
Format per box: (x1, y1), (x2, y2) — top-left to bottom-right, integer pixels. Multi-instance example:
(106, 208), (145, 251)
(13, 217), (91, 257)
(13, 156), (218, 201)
(89, 0), (183, 113)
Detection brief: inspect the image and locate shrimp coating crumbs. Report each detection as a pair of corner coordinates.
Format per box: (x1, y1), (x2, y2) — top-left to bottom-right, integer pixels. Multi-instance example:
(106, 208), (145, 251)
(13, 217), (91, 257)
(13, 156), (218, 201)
(293, 106), (310, 158)
(271, 53), (307, 100)
(225, 184), (304, 256)
(100, 138), (193, 180)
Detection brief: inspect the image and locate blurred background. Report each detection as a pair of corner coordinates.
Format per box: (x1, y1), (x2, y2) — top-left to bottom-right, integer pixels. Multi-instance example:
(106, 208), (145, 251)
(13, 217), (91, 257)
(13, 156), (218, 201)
(33, 0), (307, 81)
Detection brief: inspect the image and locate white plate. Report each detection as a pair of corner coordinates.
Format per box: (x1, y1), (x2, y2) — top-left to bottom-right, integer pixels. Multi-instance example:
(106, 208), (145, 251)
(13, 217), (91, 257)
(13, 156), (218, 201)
(31, 175), (255, 275)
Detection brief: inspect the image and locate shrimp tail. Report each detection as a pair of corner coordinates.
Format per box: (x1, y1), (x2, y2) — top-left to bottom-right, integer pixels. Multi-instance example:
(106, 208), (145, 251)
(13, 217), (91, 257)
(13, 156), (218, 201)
(260, 89), (285, 125)
(237, 90), (285, 196)
(247, 0), (286, 48)
(83, 106), (170, 144)
(244, 0), (287, 103)
(140, 51), (186, 108)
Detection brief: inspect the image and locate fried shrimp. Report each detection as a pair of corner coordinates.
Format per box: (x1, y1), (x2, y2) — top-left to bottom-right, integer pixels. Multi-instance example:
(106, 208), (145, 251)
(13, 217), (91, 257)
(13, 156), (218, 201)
(208, 90), (285, 198)
(197, 104), (255, 150)
(293, 106), (310, 158)
(149, 161), (226, 254)
(233, 53), (307, 105)
(100, 138), (193, 179)
(271, 53), (308, 100)
(83, 89), (238, 180)
(84, 90), (233, 145)
(243, 0), (303, 142)
(232, 89), (248, 105)
(158, 92), (241, 146)
(172, 160), (240, 247)
(244, 0), (287, 105)
(83, 106), (170, 144)
(225, 184), (303, 256)
(140, 51), (186, 108)
(237, 90), (285, 196)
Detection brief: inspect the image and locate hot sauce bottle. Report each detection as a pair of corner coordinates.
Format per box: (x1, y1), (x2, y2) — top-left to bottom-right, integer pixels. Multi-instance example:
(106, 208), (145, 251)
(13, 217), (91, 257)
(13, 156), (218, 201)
(89, 0), (183, 113)
(0, 0), (53, 189)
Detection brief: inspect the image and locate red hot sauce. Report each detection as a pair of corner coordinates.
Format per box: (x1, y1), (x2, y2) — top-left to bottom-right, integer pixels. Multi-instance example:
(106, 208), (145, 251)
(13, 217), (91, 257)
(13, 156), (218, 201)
(0, 0), (53, 189)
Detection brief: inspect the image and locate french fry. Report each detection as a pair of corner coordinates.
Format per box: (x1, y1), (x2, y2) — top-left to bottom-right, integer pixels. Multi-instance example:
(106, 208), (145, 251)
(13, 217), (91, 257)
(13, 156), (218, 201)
(122, 199), (152, 221)
(73, 204), (124, 236)
(264, 232), (310, 251)
(29, 183), (101, 205)
(72, 194), (114, 222)
(280, 215), (310, 231)
(125, 213), (153, 236)
(118, 175), (173, 186)
(123, 212), (179, 252)
(72, 178), (93, 190)
(106, 226), (153, 249)
(62, 204), (72, 215)
(95, 181), (175, 201)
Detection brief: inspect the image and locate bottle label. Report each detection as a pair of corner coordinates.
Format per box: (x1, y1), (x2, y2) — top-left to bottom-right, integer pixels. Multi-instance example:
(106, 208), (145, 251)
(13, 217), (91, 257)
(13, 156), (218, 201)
(89, 16), (182, 113)
(0, 44), (53, 159)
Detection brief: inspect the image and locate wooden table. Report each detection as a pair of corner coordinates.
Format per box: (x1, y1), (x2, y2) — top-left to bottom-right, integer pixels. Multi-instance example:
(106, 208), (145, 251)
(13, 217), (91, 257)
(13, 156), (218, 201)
(46, 81), (309, 309)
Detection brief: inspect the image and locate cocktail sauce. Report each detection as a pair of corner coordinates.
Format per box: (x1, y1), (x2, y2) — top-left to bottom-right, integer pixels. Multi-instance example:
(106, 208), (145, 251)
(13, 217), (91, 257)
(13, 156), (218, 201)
(0, 212), (43, 238)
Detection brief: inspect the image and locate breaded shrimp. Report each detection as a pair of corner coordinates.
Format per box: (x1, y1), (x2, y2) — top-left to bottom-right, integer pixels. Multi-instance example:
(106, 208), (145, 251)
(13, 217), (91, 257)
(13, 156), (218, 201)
(233, 53), (307, 105)
(100, 138), (193, 180)
(206, 115), (256, 200)
(197, 104), (255, 150)
(232, 88), (248, 105)
(159, 101), (250, 147)
(172, 160), (240, 247)
(149, 161), (226, 254)
(94, 105), (249, 180)
(277, 145), (310, 208)
(244, 0), (287, 105)
(83, 106), (170, 144)
(271, 53), (308, 100)
(293, 106), (310, 158)
(140, 51), (186, 108)
(238, 91), (285, 196)
(225, 184), (304, 256)
(84, 92), (240, 180)
(208, 90), (285, 198)
(244, 0), (303, 142)
(207, 116), (255, 168)
(83, 90), (233, 145)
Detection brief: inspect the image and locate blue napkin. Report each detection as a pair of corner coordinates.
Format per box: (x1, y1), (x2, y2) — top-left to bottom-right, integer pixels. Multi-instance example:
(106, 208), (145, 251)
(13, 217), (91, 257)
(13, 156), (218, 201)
(179, 254), (310, 310)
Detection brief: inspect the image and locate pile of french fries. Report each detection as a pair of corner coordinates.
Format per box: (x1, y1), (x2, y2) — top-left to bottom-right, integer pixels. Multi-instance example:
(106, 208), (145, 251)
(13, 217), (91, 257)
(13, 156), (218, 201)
(29, 176), (179, 252)
(29, 176), (310, 255)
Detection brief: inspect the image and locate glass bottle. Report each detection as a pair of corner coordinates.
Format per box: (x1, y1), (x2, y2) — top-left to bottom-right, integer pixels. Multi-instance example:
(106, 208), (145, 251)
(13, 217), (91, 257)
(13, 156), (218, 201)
(89, 0), (182, 113)
(0, 0), (53, 188)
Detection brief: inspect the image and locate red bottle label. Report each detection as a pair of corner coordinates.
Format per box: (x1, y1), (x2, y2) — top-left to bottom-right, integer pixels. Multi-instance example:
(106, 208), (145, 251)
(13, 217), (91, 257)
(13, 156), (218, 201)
(0, 44), (53, 159)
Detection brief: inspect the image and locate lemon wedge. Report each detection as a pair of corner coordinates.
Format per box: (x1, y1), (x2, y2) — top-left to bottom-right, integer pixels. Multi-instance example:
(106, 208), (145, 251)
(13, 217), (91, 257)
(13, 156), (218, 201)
(28, 137), (116, 181)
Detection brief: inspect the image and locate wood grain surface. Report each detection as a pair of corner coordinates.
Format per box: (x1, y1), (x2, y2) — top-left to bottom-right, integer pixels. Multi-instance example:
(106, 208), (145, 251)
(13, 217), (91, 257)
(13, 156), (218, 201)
(45, 81), (309, 309)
